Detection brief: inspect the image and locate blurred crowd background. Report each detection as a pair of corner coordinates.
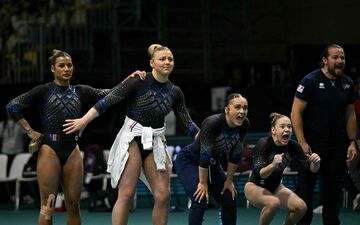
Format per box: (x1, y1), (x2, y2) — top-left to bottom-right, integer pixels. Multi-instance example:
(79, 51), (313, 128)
(1, 0), (360, 149)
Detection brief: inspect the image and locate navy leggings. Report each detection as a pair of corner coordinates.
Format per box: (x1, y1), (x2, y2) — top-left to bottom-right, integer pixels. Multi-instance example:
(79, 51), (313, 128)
(175, 145), (237, 225)
(296, 149), (347, 225)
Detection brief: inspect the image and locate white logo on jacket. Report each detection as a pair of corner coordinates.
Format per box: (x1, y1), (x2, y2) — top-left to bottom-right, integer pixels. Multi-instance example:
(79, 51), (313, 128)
(297, 85), (304, 93)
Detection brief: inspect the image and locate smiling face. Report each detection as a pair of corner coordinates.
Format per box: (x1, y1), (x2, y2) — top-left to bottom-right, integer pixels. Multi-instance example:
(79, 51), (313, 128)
(323, 47), (345, 77)
(51, 56), (73, 86)
(225, 96), (248, 127)
(150, 49), (174, 80)
(271, 116), (292, 146)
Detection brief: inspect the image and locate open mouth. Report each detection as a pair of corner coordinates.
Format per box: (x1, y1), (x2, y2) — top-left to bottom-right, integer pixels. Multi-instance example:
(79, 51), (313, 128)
(236, 115), (244, 120)
(282, 134), (290, 141)
(335, 65), (344, 70)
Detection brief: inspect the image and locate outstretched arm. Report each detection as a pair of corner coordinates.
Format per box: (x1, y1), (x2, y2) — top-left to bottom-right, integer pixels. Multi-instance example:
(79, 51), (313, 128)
(123, 70), (146, 83)
(64, 72), (141, 135)
(63, 107), (99, 136)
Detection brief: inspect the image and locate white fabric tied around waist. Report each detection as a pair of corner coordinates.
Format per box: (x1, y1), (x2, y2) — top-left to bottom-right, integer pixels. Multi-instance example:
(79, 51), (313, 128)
(141, 127), (153, 150)
(107, 116), (171, 189)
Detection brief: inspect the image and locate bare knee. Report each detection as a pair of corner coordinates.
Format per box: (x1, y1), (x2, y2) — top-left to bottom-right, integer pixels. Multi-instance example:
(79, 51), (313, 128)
(292, 199), (307, 216)
(265, 197), (280, 212)
(153, 189), (170, 205)
(117, 189), (136, 205)
(66, 200), (80, 216)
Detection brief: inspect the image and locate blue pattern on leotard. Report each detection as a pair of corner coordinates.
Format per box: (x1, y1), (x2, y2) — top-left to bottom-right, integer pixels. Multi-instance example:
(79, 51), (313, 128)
(94, 73), (199, 137)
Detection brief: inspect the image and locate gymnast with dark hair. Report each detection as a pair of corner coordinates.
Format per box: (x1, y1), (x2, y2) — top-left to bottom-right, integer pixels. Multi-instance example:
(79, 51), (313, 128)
(174, 93), (249, 225)
(6, 49), (144, 225)
(244, 113), (321, 225)
(63, 44), (199, 225)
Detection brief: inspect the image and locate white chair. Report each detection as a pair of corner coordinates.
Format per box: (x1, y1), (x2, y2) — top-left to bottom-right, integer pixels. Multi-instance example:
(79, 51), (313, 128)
(14, 153), (37, 211)
(0, 154), (12, 202)
(0, 153), (30, 189)
(0, 152), (36, 210)
(103, 149), (110, 162)
(0, 154), (8, 179)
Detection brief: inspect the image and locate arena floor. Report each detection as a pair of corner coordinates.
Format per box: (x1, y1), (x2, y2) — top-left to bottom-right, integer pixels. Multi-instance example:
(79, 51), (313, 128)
(1, 205), (359, 225)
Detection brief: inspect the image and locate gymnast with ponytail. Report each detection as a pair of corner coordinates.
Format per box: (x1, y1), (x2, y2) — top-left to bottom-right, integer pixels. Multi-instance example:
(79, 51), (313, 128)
(63, 44), (199, 225)
(244, 112), (321, 225)
(6, 49), (143, 225)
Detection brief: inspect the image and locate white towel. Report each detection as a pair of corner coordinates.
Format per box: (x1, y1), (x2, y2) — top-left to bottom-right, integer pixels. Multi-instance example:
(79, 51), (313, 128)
(106, 116), (172, 189)
(141, 127), (153, 150)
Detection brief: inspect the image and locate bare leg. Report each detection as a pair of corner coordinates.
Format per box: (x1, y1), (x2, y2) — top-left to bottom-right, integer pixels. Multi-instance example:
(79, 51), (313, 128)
(62, 146), (83, 225)
(37, 145), (61, 225)
(274, 184), (307, 225)
(112, 141), (142, 225)
(143, 153), (170, 225)
(244, 182), (280, 225)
